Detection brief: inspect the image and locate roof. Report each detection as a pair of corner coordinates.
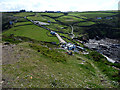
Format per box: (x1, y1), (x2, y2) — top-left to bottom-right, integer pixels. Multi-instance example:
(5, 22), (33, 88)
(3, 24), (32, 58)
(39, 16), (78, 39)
(34, 21), (50, 25)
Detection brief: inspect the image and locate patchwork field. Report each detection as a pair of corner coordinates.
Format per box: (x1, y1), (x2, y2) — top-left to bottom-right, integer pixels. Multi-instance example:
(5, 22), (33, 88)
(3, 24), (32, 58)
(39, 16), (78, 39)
(2, 11), (120, 88)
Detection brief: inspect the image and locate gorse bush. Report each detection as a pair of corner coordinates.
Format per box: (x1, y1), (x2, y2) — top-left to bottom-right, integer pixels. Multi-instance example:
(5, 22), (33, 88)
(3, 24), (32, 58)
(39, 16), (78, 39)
(29, 44), (67, 63)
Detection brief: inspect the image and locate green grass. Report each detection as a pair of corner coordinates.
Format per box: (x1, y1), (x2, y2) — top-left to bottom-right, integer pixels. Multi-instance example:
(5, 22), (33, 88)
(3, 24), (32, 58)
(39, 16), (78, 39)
(2, 11), (120, 88)
(13, 12), (35, 17)
(69, 12), (117, 19)
(84, 51), (120, 82)
(15, 21), (33, 26)
(27, 16), (56, 22)
(46, 23), (71, 34)
(57, 16), (84, 24)
(3, 21), (59, 43)
(77, 21), (96, 26)
(29, 43), (67, 63)
(17, 18), (28, 22)
(2, 42), (119, 88)
(40, 13), (64, 17)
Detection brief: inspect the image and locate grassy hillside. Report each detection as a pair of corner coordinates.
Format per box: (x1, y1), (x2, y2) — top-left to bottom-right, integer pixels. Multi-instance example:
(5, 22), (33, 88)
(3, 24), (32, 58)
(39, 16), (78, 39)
(2, 42), (119, 88)
(27, 16), (56, 22)
(2, 11), (120, 88)
(69, 12), (117, 19)
(2, 17), (60, 43)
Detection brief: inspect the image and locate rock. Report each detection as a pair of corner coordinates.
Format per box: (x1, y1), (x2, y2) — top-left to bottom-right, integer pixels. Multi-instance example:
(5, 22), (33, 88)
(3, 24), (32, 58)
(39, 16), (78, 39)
(4, 42), (10, 45)
(84, 38), (120, 63)
(38, 50), (40, 52)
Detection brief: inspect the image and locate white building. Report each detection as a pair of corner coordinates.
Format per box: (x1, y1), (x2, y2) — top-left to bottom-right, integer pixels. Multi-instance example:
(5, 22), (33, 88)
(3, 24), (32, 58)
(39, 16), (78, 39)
(34, 21), (50, 25)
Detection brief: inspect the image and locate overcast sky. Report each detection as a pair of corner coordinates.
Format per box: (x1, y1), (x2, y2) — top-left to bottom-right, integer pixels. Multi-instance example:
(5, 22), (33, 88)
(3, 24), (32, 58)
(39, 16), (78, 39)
(0, 0), (119, 12)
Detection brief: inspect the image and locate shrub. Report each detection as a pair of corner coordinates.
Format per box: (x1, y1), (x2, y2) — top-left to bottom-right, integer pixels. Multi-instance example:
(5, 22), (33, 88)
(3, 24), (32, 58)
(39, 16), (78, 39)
(2, 35), (22, 44)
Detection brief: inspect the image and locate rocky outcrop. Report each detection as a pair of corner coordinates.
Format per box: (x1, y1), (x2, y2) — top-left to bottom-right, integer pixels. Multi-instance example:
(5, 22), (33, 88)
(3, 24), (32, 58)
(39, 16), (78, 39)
(84, 38), (120, 63)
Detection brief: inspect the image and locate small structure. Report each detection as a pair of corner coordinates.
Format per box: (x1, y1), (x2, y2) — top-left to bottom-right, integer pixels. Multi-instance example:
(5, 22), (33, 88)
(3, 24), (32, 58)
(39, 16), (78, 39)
(61, 27), (64, 29)
(96, 17), (102, 19)
(66, 43), (76, 50)
(48, 20), (51, 23)
(9, 21), (13, 25)
(76, 46), (85, 51)
(50, 31), (85, 53)
(106, 17), (112, 19)
(50, 31), (56, 35)
(34, 21), (50, 25)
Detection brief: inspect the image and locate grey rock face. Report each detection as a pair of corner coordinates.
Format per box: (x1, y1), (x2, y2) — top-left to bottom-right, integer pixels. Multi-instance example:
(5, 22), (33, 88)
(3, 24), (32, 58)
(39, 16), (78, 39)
(84, 38), (120, 63)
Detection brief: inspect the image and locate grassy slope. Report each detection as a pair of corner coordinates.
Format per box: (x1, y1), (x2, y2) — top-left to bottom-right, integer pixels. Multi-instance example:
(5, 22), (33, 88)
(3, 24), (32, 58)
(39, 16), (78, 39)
(77, 21), (96, 26)
(27, 16), (56, 22)
(13, 12), (35, 17)
(3, 21), (59, 43)
(57, 16), (84, 24)
(69, 12), (117, 18)
(2, 42), (119, 88)
(40, 13), (64, 17)
(2, 11), (120, 88)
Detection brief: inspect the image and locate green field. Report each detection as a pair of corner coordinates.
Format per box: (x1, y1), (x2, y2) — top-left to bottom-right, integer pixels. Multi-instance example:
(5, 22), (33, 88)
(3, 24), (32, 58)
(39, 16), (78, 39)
(13, 12), (35, 17)
(2, 11), (120, 88)
(3, 21), (59, 43)
(57, 16), (84, 24)
(77, 21), (96, 26)
(27, 16), (56, 22)
(69, 12), (117, 19)
(40, 13), (64, 17)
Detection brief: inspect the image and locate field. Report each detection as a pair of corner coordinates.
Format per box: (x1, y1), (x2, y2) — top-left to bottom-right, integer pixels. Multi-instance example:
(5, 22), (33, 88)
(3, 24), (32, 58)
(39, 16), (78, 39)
(2, 11), (120, 88)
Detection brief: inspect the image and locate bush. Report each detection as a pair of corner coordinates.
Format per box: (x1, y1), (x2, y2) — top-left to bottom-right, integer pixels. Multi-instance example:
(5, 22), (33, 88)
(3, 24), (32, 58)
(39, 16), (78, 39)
(2, 35), (22, 44)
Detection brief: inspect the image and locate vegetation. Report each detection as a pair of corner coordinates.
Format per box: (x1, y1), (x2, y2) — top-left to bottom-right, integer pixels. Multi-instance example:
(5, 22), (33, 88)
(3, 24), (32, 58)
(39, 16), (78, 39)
(2, 42), (119, 88)
(27, 16), (56, 22)
(85, 51), (120, 83)
(56, 16), (84, 25)
(2, 11), (120, 88)
(29, 43), (66, 63)
(2, 21), (59, 43)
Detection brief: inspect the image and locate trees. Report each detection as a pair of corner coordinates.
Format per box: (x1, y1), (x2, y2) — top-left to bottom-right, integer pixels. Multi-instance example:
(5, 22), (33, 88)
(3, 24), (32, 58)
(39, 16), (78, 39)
(20, 9), (26, 12)
(63, 12), (68, 15)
